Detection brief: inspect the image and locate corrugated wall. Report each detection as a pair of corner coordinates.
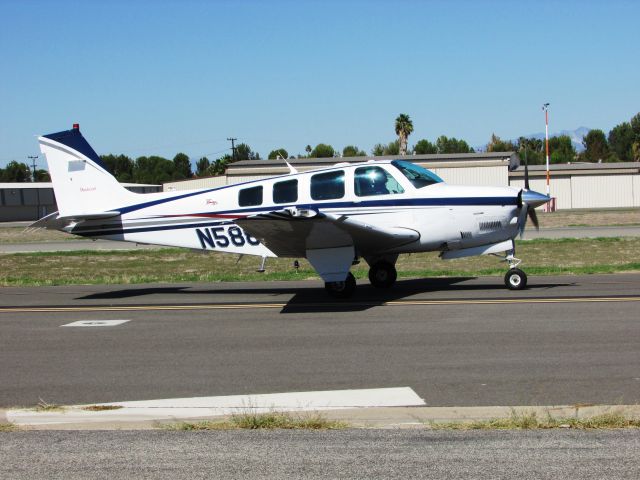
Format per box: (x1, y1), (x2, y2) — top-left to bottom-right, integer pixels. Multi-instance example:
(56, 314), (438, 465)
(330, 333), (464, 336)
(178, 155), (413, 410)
(510, 177), (573, 210)
(571, 175), (635, 209)
(433, 166), (507, 186)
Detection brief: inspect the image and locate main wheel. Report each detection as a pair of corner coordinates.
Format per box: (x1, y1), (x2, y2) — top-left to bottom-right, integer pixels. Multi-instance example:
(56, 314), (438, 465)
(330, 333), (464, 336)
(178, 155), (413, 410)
(325, 272), (356, 299)
(368, 262), (397, 288)
(504, 268), (527, 290)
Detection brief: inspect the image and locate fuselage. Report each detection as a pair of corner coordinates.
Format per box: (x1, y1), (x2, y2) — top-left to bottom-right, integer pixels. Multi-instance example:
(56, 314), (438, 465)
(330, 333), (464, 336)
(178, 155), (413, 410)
(67, 159), (522, 259)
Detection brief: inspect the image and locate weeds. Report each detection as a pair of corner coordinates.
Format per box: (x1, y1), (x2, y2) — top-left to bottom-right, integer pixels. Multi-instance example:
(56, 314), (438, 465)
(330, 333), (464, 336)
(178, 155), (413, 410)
(34, 398), (64, 412)
(81, 405), (124, 411)
(427, 409), (640, 430)
(0, 423), (18, 432)
(165, 411), (348, 431)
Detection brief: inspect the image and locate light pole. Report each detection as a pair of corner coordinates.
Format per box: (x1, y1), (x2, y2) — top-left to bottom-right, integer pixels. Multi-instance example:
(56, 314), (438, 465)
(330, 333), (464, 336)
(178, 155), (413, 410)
(542, 103), (550, 196)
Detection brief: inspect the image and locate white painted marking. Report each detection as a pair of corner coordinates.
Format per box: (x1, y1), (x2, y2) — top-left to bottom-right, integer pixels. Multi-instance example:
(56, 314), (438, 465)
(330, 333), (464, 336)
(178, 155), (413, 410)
(61, 320), (130, 327)
(7, 387), (426, 425)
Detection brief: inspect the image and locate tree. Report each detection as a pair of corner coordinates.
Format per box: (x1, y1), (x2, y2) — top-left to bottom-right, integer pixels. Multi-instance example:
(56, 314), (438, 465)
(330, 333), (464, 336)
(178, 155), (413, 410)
(195, 157), (210, 177)
(101, 154), (134, 182)
(305, 145), (312, 157)
(608, 122), (634, 162)
(486, 133), (516, 152)
(133, 156), (176, 184)
(235, 143), (260, 161)
(582, 129), (609, 162)
(395, 114), (414, 155)
(517, 137), (544, 165)
(311, 143), (335, 158)
(436, 135), (474, 154)
(342, 145), (366, 157)
(172, 153), (192, 179)
(630, 112), (640, 140)
(207, 154), (232, 175)
(371, 140), (399, 156)
(0, 161), (31, 182)
(548, 135), (576, 164)
(268, 148), (289, 160)
(34, 169), (51, 182)
(413, 139), (437, 154)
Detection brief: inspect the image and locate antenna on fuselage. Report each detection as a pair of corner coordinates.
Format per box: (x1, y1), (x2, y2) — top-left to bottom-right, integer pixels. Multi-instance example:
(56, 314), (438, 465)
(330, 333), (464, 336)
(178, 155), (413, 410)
(279, 155), (298, 174)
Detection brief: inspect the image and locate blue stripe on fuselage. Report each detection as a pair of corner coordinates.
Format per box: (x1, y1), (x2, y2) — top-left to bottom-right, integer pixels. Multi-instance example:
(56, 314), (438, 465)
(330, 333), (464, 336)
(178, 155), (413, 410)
(78, 196), (518, 237)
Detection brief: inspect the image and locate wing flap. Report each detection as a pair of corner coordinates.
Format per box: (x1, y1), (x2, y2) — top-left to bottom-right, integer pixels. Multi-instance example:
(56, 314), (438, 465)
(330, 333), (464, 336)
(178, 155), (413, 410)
(235, 209), (419, 257)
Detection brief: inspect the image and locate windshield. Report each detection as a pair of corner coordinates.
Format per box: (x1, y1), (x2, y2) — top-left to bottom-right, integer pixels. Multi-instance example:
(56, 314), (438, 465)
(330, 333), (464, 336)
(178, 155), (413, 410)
(391, 160), (443, 188)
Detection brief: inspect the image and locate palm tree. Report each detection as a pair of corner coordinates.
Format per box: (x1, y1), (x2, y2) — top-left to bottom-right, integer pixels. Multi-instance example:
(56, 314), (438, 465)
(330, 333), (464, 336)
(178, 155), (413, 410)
(395, 114), (414, 155)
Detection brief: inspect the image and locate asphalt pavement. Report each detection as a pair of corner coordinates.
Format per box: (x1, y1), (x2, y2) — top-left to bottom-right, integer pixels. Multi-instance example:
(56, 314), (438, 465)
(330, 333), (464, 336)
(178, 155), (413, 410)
(1, 274), (639, 408)
(1, 430), (639, 479)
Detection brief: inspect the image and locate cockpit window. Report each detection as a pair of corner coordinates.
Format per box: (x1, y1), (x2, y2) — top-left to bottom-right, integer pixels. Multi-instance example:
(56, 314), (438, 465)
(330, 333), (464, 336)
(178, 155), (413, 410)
(354, 166), (404, 197)
(392, 160), (443, 188)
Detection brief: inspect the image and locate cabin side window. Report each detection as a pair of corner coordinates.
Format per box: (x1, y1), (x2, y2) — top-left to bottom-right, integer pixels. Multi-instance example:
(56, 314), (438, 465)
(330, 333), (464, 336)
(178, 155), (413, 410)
(354, 166), (405, 197)
(273, 179), (298, 204)
(238, 185), (263, 207)
(310, 170), (345, 200)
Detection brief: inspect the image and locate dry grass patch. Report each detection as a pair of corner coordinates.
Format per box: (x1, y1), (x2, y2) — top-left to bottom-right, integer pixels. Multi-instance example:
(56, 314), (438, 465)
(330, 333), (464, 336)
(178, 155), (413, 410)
(0, 423), (18, 432)
(427, 409), (640, 430)
(165, 411), (348, 431)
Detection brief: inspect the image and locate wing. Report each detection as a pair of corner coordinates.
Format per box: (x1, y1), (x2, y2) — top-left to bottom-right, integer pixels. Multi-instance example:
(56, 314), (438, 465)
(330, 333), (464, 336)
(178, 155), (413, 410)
(235, 208), (420, 258)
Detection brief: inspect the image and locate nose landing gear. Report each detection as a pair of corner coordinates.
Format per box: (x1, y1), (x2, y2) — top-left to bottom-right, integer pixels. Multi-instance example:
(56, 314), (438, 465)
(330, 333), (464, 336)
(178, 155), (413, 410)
(503, 250), (527, 290)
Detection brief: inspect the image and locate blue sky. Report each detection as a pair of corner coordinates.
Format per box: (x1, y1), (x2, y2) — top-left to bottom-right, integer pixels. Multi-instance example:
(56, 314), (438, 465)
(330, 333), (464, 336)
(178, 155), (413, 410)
(1, 0), (639, 167)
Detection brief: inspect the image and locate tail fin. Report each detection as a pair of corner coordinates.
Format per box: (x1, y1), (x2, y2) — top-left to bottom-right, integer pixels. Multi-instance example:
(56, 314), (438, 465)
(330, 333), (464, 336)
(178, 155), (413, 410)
(38, 125), (137, 218)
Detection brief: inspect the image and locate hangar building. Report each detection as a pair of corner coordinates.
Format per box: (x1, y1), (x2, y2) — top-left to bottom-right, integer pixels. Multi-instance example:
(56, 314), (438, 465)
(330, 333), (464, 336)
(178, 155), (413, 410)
(0, 182), (161, 222)
(163, 153), (640, 211)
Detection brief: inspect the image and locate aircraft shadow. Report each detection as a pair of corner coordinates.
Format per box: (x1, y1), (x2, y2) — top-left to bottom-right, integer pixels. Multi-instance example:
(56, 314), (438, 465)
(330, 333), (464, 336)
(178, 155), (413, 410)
(76, 277), (574, 314)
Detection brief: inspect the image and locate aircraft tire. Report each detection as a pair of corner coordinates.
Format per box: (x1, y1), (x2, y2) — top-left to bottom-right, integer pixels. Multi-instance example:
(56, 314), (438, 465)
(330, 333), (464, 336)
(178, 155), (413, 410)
(504, 268), (527, 290)
(368, 262), (397, 288)
(325, 272), (356, 299)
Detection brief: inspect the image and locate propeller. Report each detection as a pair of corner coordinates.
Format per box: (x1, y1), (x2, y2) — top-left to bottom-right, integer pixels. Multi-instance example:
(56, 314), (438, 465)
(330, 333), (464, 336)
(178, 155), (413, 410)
(517, 152), (548, 238)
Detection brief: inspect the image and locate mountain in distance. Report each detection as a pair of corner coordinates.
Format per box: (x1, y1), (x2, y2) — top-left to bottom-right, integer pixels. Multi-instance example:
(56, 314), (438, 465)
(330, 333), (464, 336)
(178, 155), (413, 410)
(518, 127), (591, 152)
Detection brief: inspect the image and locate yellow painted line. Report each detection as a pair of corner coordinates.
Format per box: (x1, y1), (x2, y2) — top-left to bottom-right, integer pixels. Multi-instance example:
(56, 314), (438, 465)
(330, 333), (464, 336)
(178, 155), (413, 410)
(0, 296), (639, 314)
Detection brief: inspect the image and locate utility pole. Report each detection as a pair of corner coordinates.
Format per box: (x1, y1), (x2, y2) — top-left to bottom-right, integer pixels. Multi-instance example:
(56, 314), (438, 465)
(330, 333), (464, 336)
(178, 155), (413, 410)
(28, 155), (39, 182)
(227, 137), (237, 161)
(542, 103), (550, 196)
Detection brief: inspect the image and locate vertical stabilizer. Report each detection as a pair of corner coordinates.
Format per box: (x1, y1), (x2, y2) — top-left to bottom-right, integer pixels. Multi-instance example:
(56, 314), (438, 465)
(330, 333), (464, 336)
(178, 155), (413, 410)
(38, 125), (136, 217)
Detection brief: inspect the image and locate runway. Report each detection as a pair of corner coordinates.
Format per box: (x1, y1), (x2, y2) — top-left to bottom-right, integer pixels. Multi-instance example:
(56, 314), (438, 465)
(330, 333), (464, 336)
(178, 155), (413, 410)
(1, 273), (639, 408)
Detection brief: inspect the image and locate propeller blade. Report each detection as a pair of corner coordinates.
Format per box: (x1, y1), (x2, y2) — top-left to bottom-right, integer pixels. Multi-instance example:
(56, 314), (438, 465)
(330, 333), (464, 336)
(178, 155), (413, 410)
(524, 154), (530, 190)
(528, 207), (539, 230)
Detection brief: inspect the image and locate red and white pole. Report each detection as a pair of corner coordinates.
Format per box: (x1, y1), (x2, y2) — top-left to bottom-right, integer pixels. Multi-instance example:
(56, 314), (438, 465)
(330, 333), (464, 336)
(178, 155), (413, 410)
(543, 103), (550, 196)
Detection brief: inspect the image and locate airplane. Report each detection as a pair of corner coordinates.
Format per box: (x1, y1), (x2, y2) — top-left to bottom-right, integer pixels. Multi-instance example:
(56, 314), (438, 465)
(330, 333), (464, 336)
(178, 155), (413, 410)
(33, 124), (550, 298)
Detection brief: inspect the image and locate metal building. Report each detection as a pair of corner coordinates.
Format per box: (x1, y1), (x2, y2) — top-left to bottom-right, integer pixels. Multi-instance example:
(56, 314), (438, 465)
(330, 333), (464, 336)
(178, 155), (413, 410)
(0, 182), (161, 222)
(509, 163), (640, 210)
(164, 152), (518, 192)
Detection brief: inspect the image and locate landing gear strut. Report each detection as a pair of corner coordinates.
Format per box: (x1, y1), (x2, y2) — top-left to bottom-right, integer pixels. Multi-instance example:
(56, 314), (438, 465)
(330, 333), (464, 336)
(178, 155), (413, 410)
(325, 272), (356, 299)
(368, 261), (397, 288)
(503, 250), (527, 290)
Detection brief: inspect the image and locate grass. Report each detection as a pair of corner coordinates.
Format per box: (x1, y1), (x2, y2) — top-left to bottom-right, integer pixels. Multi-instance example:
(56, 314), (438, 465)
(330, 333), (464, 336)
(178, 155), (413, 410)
(33, 398), (65, 412)
(81, 405), (124, 411)
(0, 423), (18, 432)
(1, 237), (639, 287)
(164, 411), (348, 431)
(427, 409), (640, 430)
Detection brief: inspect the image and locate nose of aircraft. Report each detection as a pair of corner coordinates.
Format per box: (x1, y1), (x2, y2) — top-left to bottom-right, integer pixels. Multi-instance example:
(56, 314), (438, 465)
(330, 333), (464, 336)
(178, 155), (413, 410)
(521, 189), (550, 208)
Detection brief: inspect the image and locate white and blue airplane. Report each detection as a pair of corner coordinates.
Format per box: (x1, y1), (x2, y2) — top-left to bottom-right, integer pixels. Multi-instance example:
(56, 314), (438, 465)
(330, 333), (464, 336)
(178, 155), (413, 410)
(34, 125), (550, 298)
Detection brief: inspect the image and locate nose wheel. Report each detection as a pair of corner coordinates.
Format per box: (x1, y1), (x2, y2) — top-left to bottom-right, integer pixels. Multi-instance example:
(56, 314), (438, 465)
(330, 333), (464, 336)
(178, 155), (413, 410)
(504, 268), (527, 290)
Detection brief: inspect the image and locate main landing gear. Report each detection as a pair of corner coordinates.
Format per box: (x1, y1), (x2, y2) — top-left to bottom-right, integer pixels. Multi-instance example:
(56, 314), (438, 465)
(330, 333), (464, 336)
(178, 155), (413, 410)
(503, 251), (527, 290)
(368, 261), (397, 289)
(325, 272), (356, 299)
